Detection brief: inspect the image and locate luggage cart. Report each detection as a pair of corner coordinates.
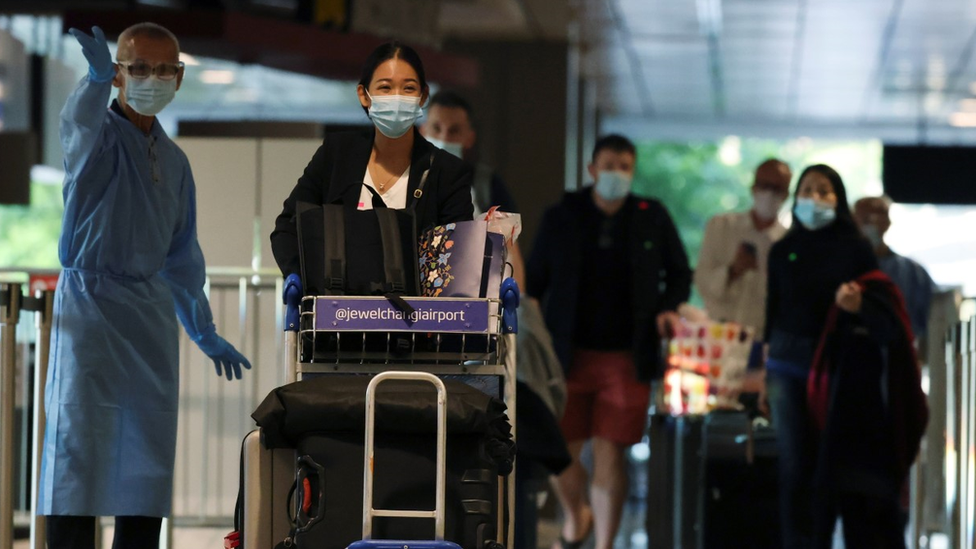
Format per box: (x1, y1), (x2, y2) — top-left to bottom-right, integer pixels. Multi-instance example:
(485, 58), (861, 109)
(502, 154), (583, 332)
(241, 275), (518, 549)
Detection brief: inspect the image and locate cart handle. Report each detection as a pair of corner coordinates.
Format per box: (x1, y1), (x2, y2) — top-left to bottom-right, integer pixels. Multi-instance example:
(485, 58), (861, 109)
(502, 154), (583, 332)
(362, 372), (448, 541)
(501, 277), (519, 335)
(283, 273), (302, 332)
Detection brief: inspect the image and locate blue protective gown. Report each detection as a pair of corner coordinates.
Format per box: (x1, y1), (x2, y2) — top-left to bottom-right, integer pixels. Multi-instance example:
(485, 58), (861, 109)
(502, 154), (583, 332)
(38, 76), (217, 517)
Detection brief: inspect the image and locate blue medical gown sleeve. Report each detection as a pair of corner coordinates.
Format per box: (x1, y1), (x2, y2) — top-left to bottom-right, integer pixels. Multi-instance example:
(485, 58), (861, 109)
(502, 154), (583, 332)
(159, 159), (217, 342)
(60, 76), (112, 180)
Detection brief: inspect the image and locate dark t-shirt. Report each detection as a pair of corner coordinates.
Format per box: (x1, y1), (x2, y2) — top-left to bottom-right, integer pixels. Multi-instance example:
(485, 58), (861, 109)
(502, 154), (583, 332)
(573, 196), (634, 350)
(765, 224), (878, 364)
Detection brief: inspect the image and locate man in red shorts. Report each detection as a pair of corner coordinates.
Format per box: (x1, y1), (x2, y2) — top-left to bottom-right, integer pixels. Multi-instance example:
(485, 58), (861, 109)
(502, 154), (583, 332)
(526, 135), (691, 549)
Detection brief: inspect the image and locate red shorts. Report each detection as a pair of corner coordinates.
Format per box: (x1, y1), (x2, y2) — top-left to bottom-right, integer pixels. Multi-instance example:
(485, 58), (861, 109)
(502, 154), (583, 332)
(559, 349), (651, 445)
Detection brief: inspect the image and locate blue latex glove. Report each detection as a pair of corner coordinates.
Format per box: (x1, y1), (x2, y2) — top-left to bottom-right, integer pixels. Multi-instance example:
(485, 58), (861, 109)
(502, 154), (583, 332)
(68, 26), (115, 83)
(194, 332), (252, 381)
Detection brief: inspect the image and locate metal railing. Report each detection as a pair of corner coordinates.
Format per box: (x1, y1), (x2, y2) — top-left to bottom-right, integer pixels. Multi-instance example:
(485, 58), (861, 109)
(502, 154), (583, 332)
(171, 269), (286, 529)
(1, 268), (287, 549)
(1, 282), (55, 549)
(946, 314), (976, 549)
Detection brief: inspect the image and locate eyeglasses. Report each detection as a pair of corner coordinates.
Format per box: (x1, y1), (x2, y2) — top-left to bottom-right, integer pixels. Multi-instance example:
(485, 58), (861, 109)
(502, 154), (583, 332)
(116, 60), (185, 81)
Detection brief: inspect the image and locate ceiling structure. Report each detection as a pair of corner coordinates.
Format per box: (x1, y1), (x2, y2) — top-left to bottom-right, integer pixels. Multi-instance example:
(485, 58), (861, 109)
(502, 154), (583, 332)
(7, 0), (976, 144)
(578, 0), (976, 143)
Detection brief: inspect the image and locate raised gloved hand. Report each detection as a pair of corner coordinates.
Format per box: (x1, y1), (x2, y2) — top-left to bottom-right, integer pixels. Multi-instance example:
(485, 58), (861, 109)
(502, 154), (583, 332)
(194, 331), (252, 381)
(68, 26), (115, 83)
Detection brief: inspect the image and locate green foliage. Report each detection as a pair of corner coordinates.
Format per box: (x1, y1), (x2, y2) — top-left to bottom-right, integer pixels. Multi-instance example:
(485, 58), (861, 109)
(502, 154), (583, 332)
(0, 182), (63, 268)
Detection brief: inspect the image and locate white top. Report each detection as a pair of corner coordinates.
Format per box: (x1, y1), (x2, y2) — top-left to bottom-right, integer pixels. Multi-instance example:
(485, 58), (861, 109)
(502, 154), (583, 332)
(693, 210), (787, 336)
(358, 165), (410, 210)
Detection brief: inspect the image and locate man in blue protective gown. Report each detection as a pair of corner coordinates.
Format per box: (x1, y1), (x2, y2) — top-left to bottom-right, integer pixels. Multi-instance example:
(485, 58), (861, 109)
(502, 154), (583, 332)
(38, 24), (251, 549)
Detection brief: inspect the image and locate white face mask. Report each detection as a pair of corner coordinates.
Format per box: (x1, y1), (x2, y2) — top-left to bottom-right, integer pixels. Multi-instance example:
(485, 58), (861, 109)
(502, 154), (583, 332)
(124, 74), (177, 116)
(426, 136), (464, 158)
(753, 190), (785, 221)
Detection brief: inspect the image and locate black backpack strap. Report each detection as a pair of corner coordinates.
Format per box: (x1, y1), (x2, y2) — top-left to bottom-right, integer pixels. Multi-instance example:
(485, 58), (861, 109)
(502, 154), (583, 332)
(373, 208), (414, 315)
(374, 207), (416, 317)
(322, 204), (346, 294)
(294, 201), (318, 296)
(374, 208), (405, 294)
(407, 153), (435, 212)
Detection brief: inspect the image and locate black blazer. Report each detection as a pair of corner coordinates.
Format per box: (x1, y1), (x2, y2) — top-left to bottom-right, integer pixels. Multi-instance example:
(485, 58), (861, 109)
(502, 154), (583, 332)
(526, 189), (692, 381)
(270, 127), (475, 277)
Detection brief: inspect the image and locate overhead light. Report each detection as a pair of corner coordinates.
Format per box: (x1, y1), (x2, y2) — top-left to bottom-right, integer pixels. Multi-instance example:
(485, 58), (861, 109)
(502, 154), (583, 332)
(949, 112), (976, 127)
(180, 52), (201, 66)
(199, 69), (235, 85)
(696, 0), (723, 35)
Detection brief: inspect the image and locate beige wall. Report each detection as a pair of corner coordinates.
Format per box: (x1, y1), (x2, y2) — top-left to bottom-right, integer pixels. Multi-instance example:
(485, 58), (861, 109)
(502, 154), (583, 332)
(175, 137), (322, 271)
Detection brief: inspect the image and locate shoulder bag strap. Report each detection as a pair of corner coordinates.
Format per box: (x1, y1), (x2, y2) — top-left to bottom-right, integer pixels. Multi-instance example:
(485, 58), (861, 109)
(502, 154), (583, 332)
(407, 153), (435, 213)
(322, 204), (345, 294)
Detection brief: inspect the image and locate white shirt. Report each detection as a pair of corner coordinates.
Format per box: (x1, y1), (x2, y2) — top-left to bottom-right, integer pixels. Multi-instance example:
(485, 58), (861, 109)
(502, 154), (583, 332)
(693, 210), (787, 336)
(358, 165), (410, 210)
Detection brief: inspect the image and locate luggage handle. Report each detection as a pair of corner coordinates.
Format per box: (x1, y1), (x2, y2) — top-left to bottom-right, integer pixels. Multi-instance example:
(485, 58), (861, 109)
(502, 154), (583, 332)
(295, 455), (327, 533)
(362, 372), (448, 541)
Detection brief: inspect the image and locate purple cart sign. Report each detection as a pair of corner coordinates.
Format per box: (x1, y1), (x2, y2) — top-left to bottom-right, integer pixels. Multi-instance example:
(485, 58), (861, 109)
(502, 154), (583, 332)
(315, 298), (491, 333)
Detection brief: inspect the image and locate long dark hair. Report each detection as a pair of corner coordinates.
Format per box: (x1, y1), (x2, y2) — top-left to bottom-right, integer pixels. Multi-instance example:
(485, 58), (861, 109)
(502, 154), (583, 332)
(358, 41), (428, 114)
(789, 164), (860, 236)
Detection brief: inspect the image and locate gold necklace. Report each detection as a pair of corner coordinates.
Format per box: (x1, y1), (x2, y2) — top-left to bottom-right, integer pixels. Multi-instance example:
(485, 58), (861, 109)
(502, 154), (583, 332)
(372, 165), (402, 192)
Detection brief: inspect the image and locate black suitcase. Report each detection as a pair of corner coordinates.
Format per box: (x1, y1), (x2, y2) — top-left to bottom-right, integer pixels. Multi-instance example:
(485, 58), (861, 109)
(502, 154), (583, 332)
(252, 376), (514, 549)
(646, 412), (781, 549)
(646, 414), (704, 549)
(293, 430), (499, 549)
(701, 412), (781, 549)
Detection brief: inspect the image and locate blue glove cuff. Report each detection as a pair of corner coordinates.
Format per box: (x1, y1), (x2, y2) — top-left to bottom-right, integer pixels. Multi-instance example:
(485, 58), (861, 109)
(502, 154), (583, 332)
(89, 65), (115, 84)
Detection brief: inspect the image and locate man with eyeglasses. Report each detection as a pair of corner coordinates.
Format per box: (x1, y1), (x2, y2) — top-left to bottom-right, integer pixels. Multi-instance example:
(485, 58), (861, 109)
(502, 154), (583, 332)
(38, 23), (250, 549)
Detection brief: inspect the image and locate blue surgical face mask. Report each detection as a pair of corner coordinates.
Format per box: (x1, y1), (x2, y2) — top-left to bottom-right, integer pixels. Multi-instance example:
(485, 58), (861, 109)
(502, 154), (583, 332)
(426, 136), (463, 158)
(793, 197), (837, 230)
(124, 74), (177, 116)
(594, 170), (632, 200)
(367, 92), (423, 138)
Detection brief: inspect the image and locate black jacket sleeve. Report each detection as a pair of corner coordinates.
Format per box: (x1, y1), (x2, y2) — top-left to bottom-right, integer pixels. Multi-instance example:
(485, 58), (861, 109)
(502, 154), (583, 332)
(526, 206), (558, 300)
(270, 141), (330, 277)
(431, 151), (475, 226)
(656, 203), (692, 312)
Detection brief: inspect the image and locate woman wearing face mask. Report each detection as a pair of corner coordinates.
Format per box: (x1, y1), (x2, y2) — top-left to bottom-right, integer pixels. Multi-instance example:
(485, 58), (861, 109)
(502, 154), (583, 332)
(270, 42), (474, 279)
(763, 164), (886, 548)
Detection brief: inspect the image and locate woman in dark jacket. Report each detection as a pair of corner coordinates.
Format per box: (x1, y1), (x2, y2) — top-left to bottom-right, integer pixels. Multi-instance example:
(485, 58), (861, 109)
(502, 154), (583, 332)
(270, 42), (474, 278)
(763, 164), (883, 548)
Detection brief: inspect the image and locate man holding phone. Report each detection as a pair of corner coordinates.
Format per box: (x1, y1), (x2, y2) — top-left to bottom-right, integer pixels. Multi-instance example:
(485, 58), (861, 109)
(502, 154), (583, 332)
(695, 159), (791, 337)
